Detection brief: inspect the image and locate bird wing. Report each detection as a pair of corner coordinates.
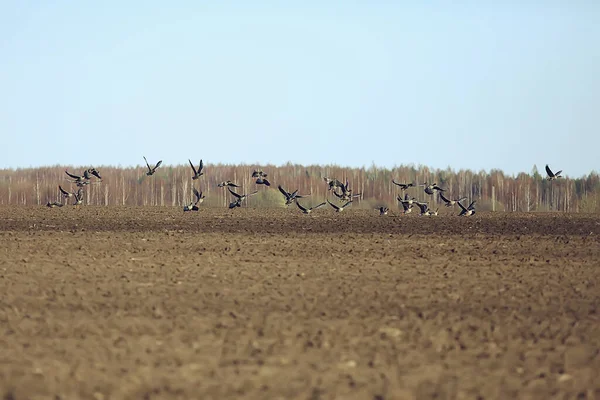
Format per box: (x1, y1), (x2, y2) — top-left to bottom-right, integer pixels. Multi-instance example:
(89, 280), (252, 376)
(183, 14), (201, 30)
(468, 200), (477, 209)
(457, 196), (467, 202)
(545, 164), (554, 177)
(341, 200), (353, 208)
(143, 156), (151, 170)
(154, 160), (163, 170)
(228, 188), (241, 199)
(278, 185), (290, 198)
(416, 202), (428, 213)
(198, 159), (204, 173)
(189, 159), (197, 175)
(312, 202), (327, 210)
(327, 200), (340, 210)
(65, 170), (81, 180)
(296, 201), (308, 212)
(192, 187), (200, 202)
(59, 185), (69, 196)
(439, 193), (450, 203)
(555, 170), (562, 176)
(457, 201), (468, 212)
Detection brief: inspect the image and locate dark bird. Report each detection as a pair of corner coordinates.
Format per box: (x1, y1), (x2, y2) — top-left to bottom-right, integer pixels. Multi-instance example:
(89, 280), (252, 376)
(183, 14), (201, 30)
(143, 156), (162, 176)
(189, 159), (204, 180)
(458, 200), (476, 216)
(184, 187), (204, 211)
(398, 193), (417, 206)
(327, 199), (352, 212)
(333, 180), (361, 201)
(73, 188), (84, 206)
(439, 193), (467, 207)
(296, 200), (327, 214)
(400, 200), (414, 214)
(217, 181), (240, 188)
(252, 170), (268, 178)
(46, 201), (63, 208)
(545, 165), (563, 181)
(422, 183), (445, 195)
(392, 180), (414, 190)
(84, 168), (102, 180)
(377, 206), (389, 215)
(255, 176), (271, 186)
(64, 170), (89, 187)
(324, 177), (344, 191)
(228, 188), (258, 209)
(278, 185), (309, 205)
(415, 202), (438, 216)
(59, 185), (75, 199)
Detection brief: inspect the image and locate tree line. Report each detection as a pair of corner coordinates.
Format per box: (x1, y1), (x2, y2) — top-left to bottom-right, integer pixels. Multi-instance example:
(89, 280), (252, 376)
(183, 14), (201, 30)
(0, 163), (598, 212)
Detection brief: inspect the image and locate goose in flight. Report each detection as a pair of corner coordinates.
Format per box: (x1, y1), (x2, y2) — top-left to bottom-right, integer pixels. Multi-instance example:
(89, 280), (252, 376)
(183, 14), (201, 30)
(143, 156), (162, 176)
(59, 185), (75, 199)
(421, 183), (445, 195)
(439, 193), (467, 207)
(327, 199), (352, 212)
(377, 206), (389, 215)
(324, 177), (344, 191)
(255, 176), (271, 186)
(296, 200), (327, 214)
(183, 188), (204, 211)
(458, 200), (476, 216)
(189, 159), (204, 180)
(228, 188), (258, 208)
(218, 181), (240, 188)
(545, 165), (563, 181)
(333, 180), (361, 201)
(400, 200), (414, 214)
(252, 170), (267, 178)
(415, 202), (438, 216)
(398, 193), (417, 205)
(64, 170), (89, 187)
(73, 188), (84, 206)
(46, 201), (63, 208)
(392, 181), (414, 190)
(84, 168), (102, 180)
(278, 185), (309, 205)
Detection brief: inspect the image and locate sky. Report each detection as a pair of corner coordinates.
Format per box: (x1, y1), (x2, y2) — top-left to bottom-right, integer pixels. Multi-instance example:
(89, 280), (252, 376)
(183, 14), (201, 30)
(1, 1), (598, 177)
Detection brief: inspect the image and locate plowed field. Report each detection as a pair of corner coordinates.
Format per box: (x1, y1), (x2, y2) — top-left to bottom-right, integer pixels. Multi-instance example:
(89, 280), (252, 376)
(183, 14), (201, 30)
(1, 206), (599, 399)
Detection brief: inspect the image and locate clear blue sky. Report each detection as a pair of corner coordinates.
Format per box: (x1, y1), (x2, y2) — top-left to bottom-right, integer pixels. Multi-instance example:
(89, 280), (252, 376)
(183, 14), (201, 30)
(1, 2), (598, 177)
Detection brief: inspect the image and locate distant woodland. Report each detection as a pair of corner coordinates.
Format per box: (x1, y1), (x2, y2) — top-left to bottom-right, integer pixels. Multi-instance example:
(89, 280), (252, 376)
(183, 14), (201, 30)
(1, 163), (599, 212)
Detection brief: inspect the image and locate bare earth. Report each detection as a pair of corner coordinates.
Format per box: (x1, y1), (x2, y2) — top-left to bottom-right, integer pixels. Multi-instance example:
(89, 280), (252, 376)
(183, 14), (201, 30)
(1, 206), (599, 400)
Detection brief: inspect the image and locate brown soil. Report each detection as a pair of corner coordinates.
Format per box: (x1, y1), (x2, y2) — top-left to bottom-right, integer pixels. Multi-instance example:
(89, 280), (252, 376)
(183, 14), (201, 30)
(1, 206), (600, 399)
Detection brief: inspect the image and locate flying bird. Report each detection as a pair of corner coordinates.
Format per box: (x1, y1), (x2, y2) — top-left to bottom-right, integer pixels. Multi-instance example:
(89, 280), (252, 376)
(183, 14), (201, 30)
(255, 176), (271, 186)
(324, 177), (344, 191)
(218, 181), (240, 188)
(377, 206), (389, 215)
(143, 156), (162, 176)
(64, 170), (89, 187)
(327, 199), (352, 212)
(46, 201), (63, 208)
(392, 181), (414, 190)
(422, 183), (445, 195)
(184, 187), (204, 211)
(72, 188), (84, 206)
(228, 188), (258, 208)
(296, 200), (327, 214)
(278, 185), (309, 205)
(439, 193), (467, 207)
(189, 159), (204, 180)
(415, 202), (438, 216)
(545, 165), (563, 181)
(458, 200), (476, 216)
(252, 170), (268, 178)
(59, 185), (75, 199)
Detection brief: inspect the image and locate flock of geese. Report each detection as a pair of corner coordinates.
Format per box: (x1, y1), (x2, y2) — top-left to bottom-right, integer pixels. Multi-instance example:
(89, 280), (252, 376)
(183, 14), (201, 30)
(46, 159), (564, 217)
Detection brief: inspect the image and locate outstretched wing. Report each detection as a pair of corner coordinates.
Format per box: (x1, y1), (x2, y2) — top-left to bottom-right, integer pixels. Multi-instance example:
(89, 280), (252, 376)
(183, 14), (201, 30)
(295, 200), (308, 212)
(341, 200), (353, 209)
(278, 185), (290, 199)
(154, 160), (163, 170)
(198, 159), (204, 173)
(439, 193), (450, 203)
(143, 156), (151, 170)
(327, 200), (340, 210)
(457, 201), (468, 212)
(59, 185), (70, 196)
(192, 187), (200, 202)
(416, 202), (428, 213)
(228, 187), (242, 199)
(545, 164), (554, 177)
(65, 170), (81, 180)
(189, 159), (197, 175)
(312, 202), (327, 210)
